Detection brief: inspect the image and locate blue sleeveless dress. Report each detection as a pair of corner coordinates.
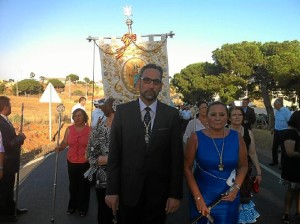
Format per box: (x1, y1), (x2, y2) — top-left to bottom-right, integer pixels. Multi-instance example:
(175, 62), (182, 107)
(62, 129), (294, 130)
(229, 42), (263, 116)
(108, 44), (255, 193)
(190, 130), (240, 224)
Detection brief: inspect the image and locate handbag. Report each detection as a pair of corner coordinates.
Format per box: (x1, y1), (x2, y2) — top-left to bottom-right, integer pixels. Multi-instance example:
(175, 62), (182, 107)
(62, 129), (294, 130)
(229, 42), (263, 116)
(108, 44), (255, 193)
(252, 181), (260, 193)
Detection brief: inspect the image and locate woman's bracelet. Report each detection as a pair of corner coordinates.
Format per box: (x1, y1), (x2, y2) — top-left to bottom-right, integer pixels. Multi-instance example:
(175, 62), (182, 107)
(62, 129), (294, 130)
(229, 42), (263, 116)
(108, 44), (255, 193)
(194, 196), (201, 201)
(256, 174), (262, 176)
(233, 182), (240, 190)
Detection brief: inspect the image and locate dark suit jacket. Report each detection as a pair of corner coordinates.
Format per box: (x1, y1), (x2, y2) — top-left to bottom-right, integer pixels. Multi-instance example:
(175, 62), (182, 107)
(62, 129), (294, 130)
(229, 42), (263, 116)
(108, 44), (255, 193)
(106, 100), (183, 207)
(0, 116), (23, 174)
(243, 106), (256, 130)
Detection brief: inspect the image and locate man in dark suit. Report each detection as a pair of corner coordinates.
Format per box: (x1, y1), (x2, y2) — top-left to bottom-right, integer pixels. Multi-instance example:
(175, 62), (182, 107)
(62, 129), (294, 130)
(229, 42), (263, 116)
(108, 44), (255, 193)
(105, 64), (183, 224)
(0, 96), (27, 222)
(242, 98), (256, 130)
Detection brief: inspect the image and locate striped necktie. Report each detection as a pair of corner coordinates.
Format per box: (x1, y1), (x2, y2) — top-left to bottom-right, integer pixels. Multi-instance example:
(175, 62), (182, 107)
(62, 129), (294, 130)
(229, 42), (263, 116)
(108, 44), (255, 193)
(143, 107), (151, 144)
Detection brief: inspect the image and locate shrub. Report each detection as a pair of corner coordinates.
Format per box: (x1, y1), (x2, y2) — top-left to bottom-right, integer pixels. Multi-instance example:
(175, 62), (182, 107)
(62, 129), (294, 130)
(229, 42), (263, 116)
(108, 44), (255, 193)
(72, 90), (84, 96)
(0, 83), (5, 93)
(12, 79), (43, 95)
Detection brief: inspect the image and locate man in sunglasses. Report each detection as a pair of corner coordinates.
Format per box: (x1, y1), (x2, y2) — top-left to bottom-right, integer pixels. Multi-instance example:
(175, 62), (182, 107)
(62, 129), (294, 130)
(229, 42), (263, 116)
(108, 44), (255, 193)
(105, 63), (183, 224)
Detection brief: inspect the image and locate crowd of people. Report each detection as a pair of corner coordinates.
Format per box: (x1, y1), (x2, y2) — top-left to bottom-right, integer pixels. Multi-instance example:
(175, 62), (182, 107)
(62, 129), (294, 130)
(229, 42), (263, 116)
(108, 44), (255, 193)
(0, 63), (299, 224)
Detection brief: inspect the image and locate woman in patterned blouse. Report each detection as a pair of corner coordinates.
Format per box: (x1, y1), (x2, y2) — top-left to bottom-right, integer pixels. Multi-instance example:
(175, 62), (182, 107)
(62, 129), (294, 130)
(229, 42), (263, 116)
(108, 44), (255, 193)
(86, 98), (121, 224)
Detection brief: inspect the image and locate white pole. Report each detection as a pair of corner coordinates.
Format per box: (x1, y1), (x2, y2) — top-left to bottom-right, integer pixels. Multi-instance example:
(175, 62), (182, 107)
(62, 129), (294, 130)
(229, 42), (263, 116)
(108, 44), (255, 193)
(49, 86), (52, 141)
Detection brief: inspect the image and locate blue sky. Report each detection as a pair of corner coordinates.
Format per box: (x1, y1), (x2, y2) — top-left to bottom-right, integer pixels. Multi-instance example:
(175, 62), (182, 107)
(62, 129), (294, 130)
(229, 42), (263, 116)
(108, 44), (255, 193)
(0, 0), (299, 82)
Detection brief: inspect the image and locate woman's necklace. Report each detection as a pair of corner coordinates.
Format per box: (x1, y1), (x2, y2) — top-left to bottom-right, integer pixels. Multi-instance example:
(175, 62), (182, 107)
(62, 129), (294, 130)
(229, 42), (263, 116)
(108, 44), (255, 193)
(210, 129), (225, 171)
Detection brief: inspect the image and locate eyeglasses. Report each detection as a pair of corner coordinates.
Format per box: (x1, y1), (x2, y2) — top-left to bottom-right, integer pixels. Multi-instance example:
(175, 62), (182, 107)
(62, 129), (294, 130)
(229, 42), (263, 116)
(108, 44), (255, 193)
(140, 77), (162, 85)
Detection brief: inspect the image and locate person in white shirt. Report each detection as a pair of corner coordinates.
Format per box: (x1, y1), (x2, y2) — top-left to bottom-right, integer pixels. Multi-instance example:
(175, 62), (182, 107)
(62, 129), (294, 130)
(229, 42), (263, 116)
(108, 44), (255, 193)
(181, 106), (192, 134)
(71, 97), (86, 123)
(91, 99), (106, 128)
(183, 101), (208, 144)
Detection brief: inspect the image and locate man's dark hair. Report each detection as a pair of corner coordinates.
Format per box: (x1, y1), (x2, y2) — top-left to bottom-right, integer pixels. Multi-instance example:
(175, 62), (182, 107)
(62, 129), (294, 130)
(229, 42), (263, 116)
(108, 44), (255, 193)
(79, 97), (87, 103)
(139, 64), (163, 79)
(0, 96), (10, 112)
(274, 98), (283, 106)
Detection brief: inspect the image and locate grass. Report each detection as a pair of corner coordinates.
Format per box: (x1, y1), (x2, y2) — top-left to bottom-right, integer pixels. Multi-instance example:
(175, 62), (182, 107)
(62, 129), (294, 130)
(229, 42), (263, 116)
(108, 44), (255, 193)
(252, 128), (273, 151)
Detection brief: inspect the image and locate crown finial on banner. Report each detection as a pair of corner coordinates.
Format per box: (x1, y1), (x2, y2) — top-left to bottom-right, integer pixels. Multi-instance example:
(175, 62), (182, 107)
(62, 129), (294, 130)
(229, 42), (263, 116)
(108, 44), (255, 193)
(123, 5), (133, 34)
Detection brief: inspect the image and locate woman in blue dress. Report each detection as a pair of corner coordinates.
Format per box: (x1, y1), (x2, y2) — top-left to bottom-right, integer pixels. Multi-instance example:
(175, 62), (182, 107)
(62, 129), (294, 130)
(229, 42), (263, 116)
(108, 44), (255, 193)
(184, 101), (248, 224)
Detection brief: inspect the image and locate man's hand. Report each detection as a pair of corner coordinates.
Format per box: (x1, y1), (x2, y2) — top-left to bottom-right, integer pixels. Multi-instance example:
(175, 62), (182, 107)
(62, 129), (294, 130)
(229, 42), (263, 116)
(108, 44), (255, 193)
(105, 195), (119, 214)
(165, 198), (180, 214)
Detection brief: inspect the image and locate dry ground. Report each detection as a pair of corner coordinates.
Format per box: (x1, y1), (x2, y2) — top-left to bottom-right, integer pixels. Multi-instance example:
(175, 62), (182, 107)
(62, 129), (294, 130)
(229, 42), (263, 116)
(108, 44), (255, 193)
(7, 94), (98, 166)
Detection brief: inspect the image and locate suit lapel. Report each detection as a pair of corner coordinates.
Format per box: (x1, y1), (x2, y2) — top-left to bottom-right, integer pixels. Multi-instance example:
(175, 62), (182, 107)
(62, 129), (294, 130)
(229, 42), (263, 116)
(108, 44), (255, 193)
(133, 100), (150, 149)
(151, 101), (163, 134)
(0, 115), (14, 132)
(148, 101), (166, 148)
(0, 115), (16, 147)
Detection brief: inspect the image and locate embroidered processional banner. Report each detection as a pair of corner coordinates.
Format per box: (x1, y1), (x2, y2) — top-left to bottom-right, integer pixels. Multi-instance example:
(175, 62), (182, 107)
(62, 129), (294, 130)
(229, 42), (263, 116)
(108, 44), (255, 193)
(98, 34), (171, 104)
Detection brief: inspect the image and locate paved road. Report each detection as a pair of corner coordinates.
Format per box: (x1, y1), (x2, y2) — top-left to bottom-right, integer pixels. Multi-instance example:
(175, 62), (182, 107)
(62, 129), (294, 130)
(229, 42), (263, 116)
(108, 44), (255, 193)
(12, 140), (300, 224)
(15, 150), (98, 224)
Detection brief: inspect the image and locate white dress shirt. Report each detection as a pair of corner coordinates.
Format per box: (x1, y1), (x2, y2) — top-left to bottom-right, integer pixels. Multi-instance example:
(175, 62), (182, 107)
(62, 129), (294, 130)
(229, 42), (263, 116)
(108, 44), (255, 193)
(0, 131), (4, 152)
(139, 98), (157, 130)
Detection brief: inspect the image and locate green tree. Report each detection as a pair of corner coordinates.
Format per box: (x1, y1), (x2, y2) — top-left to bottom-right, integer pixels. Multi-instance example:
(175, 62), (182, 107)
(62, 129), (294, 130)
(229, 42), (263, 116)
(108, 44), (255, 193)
(30, 72), (35, 79)
(265, 41), (300, 104)
(212, 41), (275, 127)
(83, 77), (91, 83)
(171, 62), (245, 104)
(66, 74), (79, 83)
(217, 73), (246, 103)
(171, 63), (222, 104)
(47, 79), (65, 89)
(173, 40), (300, 123)
(212, 40), (300, 128)
(12, 79), (43, 95)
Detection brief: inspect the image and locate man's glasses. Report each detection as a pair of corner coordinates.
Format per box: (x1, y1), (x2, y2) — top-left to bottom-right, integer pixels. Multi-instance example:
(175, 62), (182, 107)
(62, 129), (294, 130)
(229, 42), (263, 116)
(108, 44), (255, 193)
(140, 77), (162, 85)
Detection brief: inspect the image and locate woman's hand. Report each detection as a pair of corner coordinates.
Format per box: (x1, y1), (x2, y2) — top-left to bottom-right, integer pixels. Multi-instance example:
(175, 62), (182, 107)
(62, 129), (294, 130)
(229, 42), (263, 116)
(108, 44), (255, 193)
(222, 185), (239, 202)
(194, 197), (210, 217)
(254, 174), (262, 185)
(55, 146), (64, 152)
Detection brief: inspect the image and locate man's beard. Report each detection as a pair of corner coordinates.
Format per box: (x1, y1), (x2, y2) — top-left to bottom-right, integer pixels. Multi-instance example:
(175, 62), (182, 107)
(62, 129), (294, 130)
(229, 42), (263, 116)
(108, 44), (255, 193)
(141, 90), (158, 101)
